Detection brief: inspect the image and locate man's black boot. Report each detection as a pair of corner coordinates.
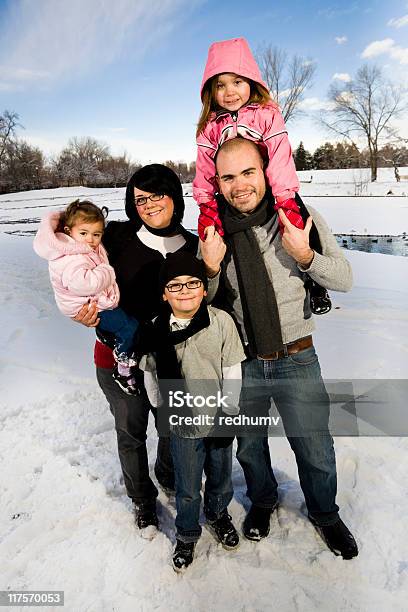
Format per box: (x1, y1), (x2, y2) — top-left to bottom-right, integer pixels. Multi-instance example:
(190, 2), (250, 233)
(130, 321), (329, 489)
(311, 517), (358, 559)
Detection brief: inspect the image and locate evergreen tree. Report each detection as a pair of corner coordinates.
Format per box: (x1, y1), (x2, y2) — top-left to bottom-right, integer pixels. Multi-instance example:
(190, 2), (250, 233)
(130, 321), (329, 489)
(312, 142), (336, 169)
(294, 142), (312, 171)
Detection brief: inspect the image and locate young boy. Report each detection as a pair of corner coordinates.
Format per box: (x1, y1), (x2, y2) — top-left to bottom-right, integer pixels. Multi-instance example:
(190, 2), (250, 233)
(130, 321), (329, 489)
(140, 252), (246, 572)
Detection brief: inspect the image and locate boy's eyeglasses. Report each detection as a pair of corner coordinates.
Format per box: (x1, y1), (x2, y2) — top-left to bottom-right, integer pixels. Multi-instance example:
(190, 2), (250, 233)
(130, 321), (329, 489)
(135, 193), (165, 207)
(165, 280), (203, 293)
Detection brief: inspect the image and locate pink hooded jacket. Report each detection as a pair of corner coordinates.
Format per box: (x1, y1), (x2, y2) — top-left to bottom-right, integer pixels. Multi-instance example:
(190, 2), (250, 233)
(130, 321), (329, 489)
(193, 37), (299, 205)
(33, 211), (120, 317)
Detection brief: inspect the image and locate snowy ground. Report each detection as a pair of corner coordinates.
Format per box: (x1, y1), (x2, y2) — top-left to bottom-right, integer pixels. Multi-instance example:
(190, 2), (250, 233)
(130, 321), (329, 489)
(1, 174), (408, 611)
(298, 166), (408, 197)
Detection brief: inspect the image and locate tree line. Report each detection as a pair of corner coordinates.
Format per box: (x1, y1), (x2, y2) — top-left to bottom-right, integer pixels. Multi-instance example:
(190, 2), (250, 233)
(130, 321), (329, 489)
(294, 141), (408, 177)
(0, 112), (197, 194)
(1, 108), (406, 195)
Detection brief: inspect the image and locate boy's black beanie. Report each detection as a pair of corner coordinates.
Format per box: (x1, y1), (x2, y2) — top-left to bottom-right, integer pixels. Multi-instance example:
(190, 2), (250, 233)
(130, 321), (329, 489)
(159, 252), (208, 293)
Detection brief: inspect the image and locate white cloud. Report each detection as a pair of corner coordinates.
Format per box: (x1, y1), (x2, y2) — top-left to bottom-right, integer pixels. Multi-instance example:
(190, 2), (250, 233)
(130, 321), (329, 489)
(0, 0), (196, 91)
(362, 38), (395, 57)
(107, 128), (127, 133)
(318, 6), (358, 19)
(335, 36), (348, 44)
(338, 91), (355, 103)
(0, 64), (52, 91)
(388, 15), (408, 28)
(0, 65), (51, 81)
(388, 46), (408, 64)
(332, 73), (351, 82)
(0, 81), (15, 92)
(361, 38), (408, 64)
(298, 97), (335, 111)
(277, 88), (292, 99)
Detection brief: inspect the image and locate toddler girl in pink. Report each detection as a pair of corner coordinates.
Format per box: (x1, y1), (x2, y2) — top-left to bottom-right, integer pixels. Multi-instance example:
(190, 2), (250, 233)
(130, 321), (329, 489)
(33, 200), (139, 394)
(194, 37), (303, 239)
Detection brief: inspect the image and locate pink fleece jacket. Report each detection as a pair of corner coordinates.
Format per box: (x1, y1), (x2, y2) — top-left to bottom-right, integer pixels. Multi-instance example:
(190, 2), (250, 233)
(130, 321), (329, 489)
(193, 37), (299, 205)
(33, 211), (120, 317)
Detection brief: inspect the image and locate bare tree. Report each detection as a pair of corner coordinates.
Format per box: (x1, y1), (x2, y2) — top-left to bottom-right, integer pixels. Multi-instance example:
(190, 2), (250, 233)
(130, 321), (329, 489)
(380, 145), (405, 182)
(1, 139), (44, 192)
(57, 137), (109, 185)
(382, 128), (408, 181)
(256, 45), (316, 123)
(100, 154), (132, 187)
(0, 110), (22, 163)
(322, 64), (405, 181)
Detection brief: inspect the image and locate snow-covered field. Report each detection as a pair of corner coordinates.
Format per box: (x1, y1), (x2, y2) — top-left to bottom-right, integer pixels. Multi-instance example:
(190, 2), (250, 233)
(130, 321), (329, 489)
(298, 166), (408, 197)
(1, 166), (408, 237)
(1, 171), (407, 611)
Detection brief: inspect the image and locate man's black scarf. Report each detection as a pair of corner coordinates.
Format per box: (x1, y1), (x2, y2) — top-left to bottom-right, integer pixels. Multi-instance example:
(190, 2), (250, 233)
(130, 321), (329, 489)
(219, 194), (284, 356)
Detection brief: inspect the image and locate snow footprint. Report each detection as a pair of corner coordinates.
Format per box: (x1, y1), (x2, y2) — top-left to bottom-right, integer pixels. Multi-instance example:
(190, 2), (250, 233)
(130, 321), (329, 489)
(5, 328), (23, 346)
(343, 455), (358, 488)
(340, 455), (359, 498)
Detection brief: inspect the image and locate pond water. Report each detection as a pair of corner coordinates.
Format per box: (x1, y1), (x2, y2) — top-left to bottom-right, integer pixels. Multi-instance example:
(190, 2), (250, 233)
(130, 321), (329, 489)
(2, 214), (408, 257)
(335, 234), (408, 257)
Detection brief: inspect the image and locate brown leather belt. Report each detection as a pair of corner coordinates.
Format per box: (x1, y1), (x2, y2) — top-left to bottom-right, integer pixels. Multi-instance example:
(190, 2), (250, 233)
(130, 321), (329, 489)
(257, 336), (313, 361)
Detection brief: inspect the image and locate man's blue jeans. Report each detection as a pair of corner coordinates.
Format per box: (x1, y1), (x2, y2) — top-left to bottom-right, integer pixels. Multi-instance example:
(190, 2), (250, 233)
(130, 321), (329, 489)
(236, 345), (339, 526)
(170, 434), (234, 543)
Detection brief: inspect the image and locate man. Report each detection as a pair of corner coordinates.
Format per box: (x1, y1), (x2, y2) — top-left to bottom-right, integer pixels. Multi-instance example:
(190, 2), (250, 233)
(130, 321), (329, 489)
(213, 137), (358, 559)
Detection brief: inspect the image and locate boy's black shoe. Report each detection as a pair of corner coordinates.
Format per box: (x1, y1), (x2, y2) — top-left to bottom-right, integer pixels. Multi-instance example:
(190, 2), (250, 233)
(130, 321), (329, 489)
(112, 367), (140, 396)
(172, 540), (195, 572)
(134, 502), (158, 539)
(206, 510), (240, 550)
(243, 503), (278, 541)
(311, 517), (358, 559)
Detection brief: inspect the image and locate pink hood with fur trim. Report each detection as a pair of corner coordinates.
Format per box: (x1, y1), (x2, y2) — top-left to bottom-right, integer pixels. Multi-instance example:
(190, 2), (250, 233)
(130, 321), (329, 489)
(33, 211), (120, 317)
(200, 37), (267, 98)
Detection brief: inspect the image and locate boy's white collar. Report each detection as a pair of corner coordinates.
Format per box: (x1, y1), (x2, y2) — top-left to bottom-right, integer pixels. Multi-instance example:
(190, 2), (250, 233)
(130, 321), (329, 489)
(170, 313), (193, 328)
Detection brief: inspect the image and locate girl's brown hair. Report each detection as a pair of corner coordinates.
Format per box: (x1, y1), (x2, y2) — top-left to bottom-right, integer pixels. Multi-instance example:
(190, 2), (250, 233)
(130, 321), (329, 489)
(196, 76), (273, 137)
(58, 200), (108, 233)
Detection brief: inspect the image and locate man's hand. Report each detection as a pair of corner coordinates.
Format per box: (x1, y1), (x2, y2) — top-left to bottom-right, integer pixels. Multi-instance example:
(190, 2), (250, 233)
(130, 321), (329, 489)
(278, 209), (314, 267)
(72, 301), (100, 327)
(200, 226), (226, 277)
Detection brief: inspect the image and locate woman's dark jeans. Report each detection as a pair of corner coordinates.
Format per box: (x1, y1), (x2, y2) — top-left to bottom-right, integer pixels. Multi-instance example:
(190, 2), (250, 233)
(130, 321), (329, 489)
(96, 366), (174, 505)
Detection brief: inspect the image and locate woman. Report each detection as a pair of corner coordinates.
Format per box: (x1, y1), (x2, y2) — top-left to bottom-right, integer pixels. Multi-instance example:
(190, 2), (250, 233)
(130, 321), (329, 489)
(75, 164), (224, 536)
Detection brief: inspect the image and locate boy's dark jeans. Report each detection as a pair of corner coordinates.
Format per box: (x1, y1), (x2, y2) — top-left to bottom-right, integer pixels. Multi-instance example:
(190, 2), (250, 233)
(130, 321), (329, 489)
(96, 366), (174, 504)
(170, 433), (234, 543)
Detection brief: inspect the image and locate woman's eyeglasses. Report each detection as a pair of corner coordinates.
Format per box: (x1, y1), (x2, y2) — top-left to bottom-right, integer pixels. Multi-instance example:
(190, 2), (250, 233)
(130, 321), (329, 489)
(165, 280), (203, 293)
(135, 193), (165, 207)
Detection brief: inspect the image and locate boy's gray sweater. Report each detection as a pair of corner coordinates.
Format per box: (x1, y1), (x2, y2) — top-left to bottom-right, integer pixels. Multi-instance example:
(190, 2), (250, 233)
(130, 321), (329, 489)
(220, 204), (353, 347)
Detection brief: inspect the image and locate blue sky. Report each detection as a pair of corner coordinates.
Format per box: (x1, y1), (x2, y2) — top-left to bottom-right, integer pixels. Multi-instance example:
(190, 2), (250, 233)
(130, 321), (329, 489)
(0, 0), (407, 164)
